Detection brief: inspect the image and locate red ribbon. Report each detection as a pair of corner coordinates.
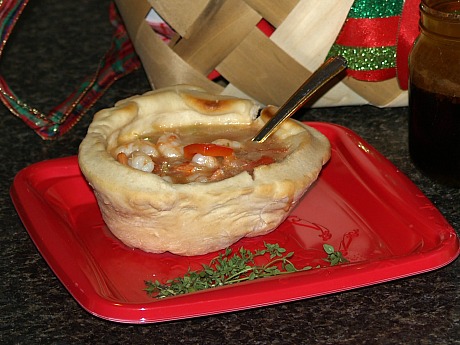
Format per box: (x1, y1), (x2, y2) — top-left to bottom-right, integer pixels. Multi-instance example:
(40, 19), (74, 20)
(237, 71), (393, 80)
(397, 0), (421, 90)
(348, 68), (396, 82)
(331, 1), (421, 88)
(335, 17), (400, 47)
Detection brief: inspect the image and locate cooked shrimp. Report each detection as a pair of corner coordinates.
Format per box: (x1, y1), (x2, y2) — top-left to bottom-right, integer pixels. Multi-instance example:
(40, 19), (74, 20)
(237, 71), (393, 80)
(191, 153), (219, 169)
(138, 140), (160, 157)
(114, 140), (160, 158)
(114, 142), (137, 157)
(212, 138), (243, 150)
(128, 151), (155, 172)
(156, 133), (183, 158)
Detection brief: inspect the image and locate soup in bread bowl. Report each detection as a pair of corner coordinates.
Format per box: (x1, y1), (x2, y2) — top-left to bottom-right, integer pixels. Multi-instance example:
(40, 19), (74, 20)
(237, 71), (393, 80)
(78, 85), (330, 256)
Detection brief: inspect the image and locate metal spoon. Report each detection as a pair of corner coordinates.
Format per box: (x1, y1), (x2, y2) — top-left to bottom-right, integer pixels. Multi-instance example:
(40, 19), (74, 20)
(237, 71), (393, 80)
(252, 55), (347, 143)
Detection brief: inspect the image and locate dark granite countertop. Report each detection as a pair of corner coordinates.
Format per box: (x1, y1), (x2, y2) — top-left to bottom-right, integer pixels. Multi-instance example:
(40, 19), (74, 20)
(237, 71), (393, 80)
(1, 1), (458, 344)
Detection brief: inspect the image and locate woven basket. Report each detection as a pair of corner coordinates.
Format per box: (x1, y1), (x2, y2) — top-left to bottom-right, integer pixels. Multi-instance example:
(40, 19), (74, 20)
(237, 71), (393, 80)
(115, 0), (409, 107)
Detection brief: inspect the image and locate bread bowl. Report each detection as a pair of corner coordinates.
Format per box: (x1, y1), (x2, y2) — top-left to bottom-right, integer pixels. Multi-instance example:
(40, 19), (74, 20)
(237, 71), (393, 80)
(78, 85), (330, 256)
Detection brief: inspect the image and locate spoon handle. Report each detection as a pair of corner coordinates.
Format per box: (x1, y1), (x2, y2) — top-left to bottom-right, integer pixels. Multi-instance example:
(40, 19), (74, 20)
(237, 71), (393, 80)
(252, 55), (347, 143)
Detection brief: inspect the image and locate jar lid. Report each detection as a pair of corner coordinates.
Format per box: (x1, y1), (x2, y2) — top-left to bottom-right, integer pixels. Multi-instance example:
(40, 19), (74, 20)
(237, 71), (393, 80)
(421, 0), (460, 38)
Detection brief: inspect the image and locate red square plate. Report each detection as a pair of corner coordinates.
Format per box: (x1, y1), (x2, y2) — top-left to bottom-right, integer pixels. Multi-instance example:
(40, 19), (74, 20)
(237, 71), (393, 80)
(10, 123), (459, 324)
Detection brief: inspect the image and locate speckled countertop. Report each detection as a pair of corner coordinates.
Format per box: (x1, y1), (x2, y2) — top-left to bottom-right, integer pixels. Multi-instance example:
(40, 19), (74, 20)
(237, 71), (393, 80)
(1, 1), (458, 344)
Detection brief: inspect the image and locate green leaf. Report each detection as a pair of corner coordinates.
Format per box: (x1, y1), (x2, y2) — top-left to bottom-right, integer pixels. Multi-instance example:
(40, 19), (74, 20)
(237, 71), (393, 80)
(323, 244), (335, 254)
(284, 263), (296, 272)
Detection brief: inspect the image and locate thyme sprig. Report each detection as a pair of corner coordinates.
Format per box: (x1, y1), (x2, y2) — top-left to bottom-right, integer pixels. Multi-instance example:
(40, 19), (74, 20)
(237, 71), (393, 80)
(145, 243), (347, 299)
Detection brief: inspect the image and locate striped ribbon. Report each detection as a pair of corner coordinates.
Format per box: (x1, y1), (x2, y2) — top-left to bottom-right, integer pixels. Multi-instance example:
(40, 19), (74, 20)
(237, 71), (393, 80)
(327, 0), (420, 88)
(0, 1), (141, 139)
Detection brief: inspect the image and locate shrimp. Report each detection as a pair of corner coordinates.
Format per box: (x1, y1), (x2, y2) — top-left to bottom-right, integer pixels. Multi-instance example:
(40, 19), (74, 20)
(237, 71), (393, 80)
(128, 151), (155, 173)
(212, 138), (243, 150)
(191, 153), (219, 169)
(114, 142), (137, 157)
(138, 140), (160, 157)
(114, 140), (160, 158)
(156, 133), (183, 158)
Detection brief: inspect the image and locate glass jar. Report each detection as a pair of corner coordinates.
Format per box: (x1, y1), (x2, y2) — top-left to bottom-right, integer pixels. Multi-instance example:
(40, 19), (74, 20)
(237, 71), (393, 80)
(408, 0), (460, 187)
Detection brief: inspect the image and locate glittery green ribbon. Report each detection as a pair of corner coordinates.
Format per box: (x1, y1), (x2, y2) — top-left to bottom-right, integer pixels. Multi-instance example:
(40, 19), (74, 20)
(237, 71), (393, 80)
(348, 0), (404, 19)
(328, 45), (397, 71)
(328, 0), (404, 80)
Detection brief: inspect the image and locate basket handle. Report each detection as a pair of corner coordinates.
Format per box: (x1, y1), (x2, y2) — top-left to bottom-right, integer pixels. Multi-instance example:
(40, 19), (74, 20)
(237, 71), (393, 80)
(0, 0), (141, 139)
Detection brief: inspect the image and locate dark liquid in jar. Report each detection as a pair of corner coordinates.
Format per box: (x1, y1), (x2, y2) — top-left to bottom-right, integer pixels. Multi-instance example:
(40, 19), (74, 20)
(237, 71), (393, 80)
(409, 82), (460, 187)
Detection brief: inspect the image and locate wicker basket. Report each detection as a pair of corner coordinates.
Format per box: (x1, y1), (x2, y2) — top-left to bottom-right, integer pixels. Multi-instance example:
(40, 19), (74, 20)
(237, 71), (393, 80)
(115, 0), (411, 107)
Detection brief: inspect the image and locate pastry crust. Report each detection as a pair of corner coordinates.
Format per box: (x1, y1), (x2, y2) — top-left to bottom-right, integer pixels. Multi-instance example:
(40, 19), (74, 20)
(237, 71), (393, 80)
(78, 85), (330, 256)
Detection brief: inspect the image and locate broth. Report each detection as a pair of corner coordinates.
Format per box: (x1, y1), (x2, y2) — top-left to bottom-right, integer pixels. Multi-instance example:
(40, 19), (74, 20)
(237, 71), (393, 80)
(113, 126), (290, 184)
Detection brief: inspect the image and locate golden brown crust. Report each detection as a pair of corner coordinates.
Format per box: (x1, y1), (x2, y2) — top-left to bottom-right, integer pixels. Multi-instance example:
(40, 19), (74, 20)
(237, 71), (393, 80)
(78, 85), (330, 256)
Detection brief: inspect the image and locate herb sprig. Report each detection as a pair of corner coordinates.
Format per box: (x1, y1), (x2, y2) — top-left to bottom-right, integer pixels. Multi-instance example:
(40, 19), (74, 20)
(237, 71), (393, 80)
(145, 243), (347, 299)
